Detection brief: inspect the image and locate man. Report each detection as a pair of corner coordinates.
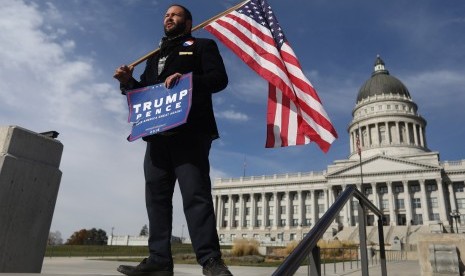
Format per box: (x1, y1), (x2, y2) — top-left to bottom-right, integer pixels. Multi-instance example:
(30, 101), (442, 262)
(113, 4), (232, 276)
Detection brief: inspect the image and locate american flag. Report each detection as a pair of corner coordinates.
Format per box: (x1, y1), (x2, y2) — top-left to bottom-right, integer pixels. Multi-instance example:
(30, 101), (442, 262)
(204, 0), (337, 152)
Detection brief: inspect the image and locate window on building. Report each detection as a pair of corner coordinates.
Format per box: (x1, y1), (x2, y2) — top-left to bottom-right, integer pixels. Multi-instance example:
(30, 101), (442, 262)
(365, 187), (373, 195)
(245, 207), (250, 215)
(268, 219), (274, 226)
(257, 207), (262, 215)
(305, 205), (312, 213)
(280, 219), (286, 226)
(242, 234), (248, 238)
(223, 221), (228, 227)
(245, 196), (250, 202)
(290, 233), (296, 240)
(245, 220), (250, 227)
(430, 213), (440, 221)
(280, 206), (286, 214)
(318, 204), (325, 213)
(234, 207), (239, 216)
(231, 234), (236, 241)
(429, 198), (438, 208)
(305, 219), (312, 226)
(382, 199), (389, 210)
(413, 214), (423, 225)
(256, 220), (262, 227)
(410, 185), (420, 192)
(293, 205), (298, 214)
(396, 198), (405, 209)
(277, 233), (283, 240)
(394, 185), (404, 193)
(454, 183), (465, 193)
(427, 183), (437, 191)
(292, 219), (299, 226)
(269, 206), (274, 215)
(317, 191), (325, 198)
(233, 220), (238, 227)
(412, 198), (421, 208)
(253, 234), (260, 240)
(219, 234), (224, 241)
(292, 193), (298, 200)
(379, 186), (388, 194)
(224, 208), (229, 216)
(457, 198), (465, 209)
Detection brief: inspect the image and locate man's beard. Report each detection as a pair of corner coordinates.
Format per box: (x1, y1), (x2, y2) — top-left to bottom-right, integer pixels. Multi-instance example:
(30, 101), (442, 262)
(164, 21), (187, 38)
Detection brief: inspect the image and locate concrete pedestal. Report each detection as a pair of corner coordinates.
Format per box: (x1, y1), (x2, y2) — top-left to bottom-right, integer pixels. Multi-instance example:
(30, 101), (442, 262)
(0, 126), (63, 273)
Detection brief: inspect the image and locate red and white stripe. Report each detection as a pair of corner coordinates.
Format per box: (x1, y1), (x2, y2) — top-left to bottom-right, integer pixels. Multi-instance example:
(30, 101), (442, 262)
(205, 5), (337, 152)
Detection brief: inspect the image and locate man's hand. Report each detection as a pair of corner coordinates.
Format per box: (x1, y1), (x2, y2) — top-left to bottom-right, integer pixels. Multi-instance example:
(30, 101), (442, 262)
(113, 65), (134, 85)
(164, 73), (182, 89)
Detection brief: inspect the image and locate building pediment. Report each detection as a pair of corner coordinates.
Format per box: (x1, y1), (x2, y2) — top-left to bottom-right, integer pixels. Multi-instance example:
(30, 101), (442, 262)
(327, 155), (441, 178)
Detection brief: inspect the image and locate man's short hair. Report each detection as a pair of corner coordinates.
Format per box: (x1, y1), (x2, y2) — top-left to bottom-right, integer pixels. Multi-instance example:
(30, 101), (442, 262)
(169, 4), (192, 21)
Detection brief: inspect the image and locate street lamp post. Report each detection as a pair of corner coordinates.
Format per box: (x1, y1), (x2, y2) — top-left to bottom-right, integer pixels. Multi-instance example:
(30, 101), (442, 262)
(450, 210), (461, 233)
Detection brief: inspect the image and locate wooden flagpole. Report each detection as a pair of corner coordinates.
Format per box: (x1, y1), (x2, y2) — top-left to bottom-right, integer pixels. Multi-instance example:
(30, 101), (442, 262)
(128, 0), (249, 68)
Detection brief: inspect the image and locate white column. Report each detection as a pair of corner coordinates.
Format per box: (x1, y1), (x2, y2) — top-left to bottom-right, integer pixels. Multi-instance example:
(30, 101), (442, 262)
(227, 194), (233, 229)
(387, 182), (396, 225)
(371, 183), (379, 208)
(285, 191), (291, 229)
(273, 192), (279, 230)
(238, 194), (244, 229)
(448, 182), (458, 212)
(403, 181), (412, 225)
(387, 122), (392, 145)
(250, 193), (256, 229)
(395, 121), (400, 144)
(261, 192), (267, 230)
(311, 190), (317, 226)
(436, 178), (448, 225)
(216, 195), (223, 229)
(419, 126), (425, 147)
(419, 180), (429, 224)
(342, 185), (350, 227)
(406, 122), (412, 144)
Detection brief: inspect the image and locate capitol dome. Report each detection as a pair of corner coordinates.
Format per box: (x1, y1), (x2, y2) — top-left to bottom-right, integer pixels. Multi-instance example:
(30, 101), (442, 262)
(356, 55), (411, 103)
(348, 55), (428, 160)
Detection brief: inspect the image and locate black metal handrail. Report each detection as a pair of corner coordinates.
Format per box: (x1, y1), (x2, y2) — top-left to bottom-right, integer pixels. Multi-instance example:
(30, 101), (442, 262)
(272, 184), (387, 276)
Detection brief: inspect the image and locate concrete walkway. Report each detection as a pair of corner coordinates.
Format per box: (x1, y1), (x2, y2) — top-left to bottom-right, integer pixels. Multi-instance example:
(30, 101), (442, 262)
(0, 257), (420, 276)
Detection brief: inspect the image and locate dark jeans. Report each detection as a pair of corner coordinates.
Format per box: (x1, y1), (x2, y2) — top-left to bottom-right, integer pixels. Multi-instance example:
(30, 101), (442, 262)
(143, 132), (221, 266)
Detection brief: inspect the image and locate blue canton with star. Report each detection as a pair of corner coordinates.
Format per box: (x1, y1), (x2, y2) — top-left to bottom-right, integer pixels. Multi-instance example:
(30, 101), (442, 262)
(236, 0), (288, 50)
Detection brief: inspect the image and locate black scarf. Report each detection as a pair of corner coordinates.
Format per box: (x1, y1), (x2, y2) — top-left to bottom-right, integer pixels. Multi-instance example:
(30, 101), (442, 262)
(158, 33), (192, 58)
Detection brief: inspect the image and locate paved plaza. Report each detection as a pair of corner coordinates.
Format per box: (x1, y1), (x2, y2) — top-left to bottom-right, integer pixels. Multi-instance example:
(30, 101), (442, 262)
(0, 257), (420, 276)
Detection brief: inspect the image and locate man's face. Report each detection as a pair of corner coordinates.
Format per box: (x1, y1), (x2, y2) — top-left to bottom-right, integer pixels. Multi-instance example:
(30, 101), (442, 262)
(164, 6), (190, 37)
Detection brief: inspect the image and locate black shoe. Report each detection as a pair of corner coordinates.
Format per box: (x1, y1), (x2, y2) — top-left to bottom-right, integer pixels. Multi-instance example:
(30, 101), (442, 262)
(202, 258), (233, 276)
(117, 258), (173, 276)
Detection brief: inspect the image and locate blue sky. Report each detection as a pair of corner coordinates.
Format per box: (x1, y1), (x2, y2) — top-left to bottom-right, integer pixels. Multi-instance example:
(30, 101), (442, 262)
(1, 0), (464, 241)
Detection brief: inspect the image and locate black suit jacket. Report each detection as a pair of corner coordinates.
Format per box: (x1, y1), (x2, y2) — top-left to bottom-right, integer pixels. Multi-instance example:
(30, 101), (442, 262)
(123, 36), (228, 140)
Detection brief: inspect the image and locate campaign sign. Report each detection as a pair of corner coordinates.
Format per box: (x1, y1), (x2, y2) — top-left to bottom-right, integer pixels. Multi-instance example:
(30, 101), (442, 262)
(126, 73), (192, 141)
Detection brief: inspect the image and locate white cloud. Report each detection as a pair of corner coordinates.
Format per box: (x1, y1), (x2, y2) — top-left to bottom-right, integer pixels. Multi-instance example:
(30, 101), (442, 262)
(0, 0), (143, 239)
(216, 110), (249, 122)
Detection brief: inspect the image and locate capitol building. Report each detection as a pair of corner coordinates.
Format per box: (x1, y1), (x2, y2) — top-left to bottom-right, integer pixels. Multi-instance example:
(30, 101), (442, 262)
(212, 56), (465, 245)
